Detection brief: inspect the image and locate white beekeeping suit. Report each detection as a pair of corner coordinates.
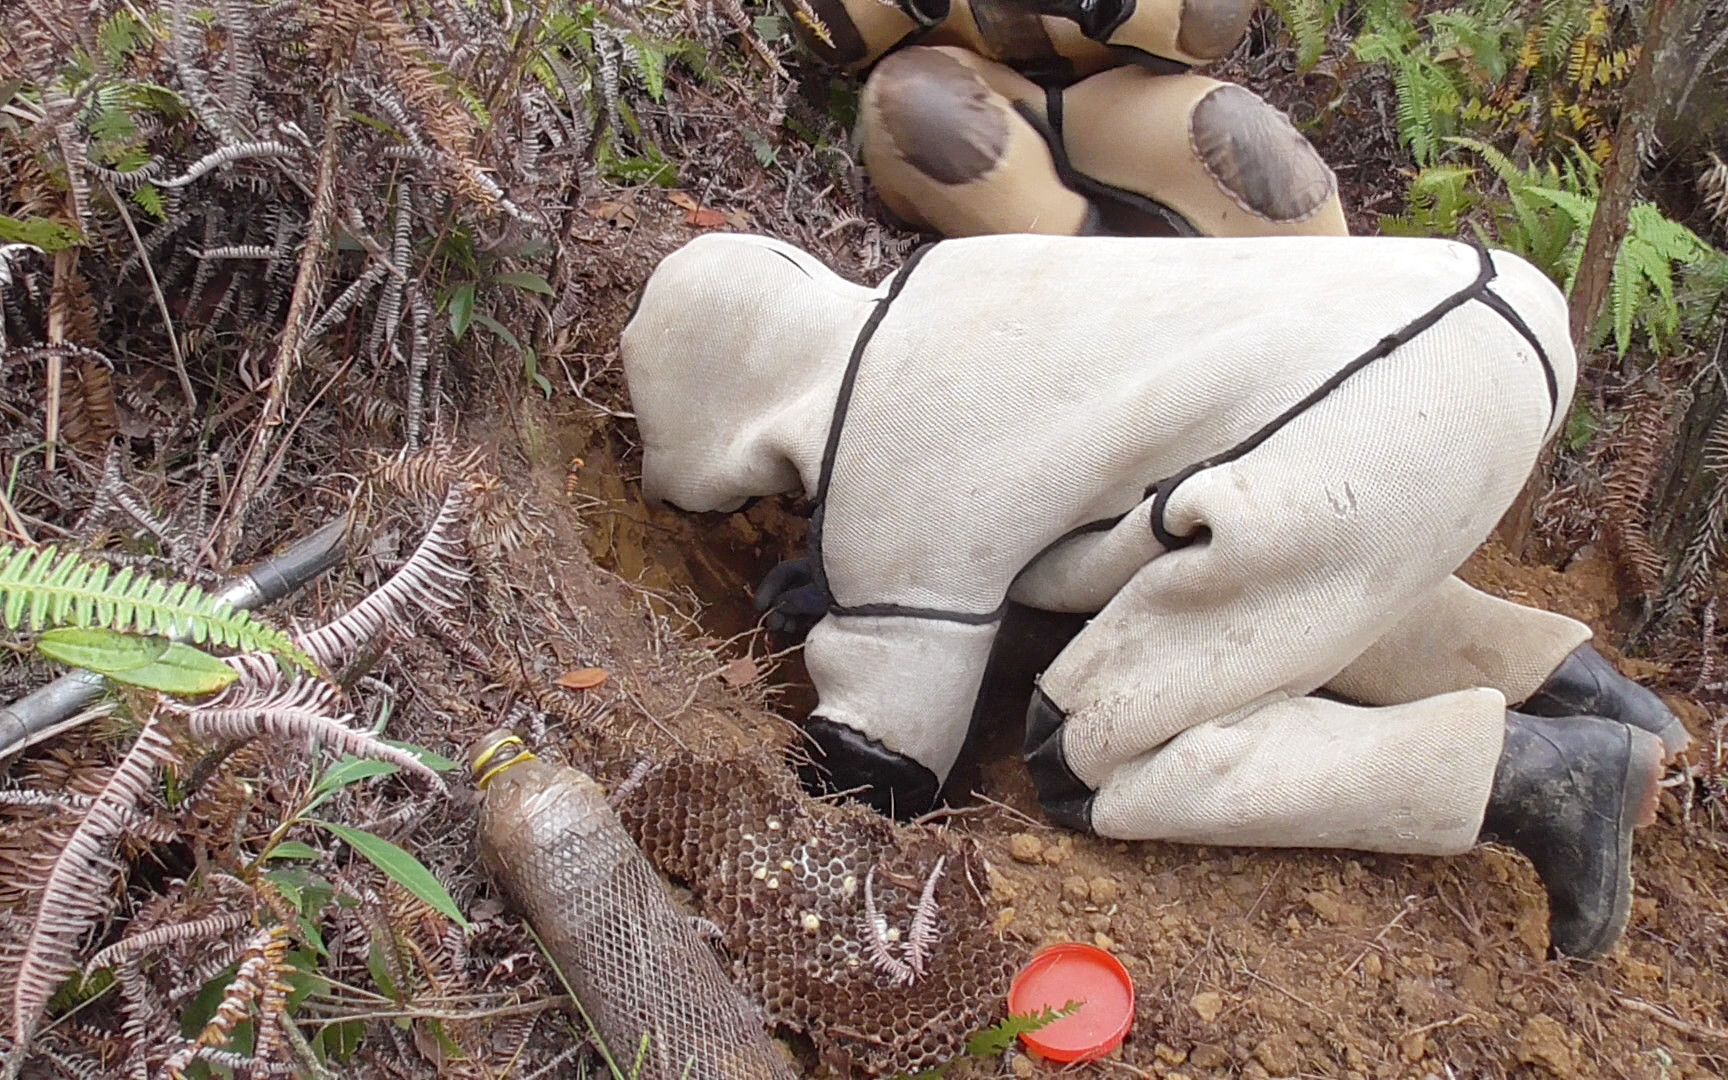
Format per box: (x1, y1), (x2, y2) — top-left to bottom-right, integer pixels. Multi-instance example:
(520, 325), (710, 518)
(622, 231), (1679, 959)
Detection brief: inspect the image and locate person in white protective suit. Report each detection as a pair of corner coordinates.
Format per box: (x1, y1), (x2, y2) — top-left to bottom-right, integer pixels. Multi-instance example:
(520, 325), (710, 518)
(619, 230), (1691, 960)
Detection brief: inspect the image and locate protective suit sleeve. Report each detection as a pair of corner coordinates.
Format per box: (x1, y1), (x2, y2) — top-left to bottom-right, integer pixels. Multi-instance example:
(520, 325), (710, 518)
(798, 612), (1001, 817)
(1325, 575), (1594, 708)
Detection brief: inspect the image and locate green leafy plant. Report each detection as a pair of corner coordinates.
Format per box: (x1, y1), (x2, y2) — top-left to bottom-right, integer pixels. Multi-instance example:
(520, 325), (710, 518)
(1352, 0), (1523, 167)
(0, 216), (82, 252)
(35, 627), (239, 695)
(443, 263), (558, 397)
(1388, 137), (1728, 357)
(1350, 0), (1630, 168)
(1, 543), (316, 678)
(309, 821), (468, 929)
(901, 1000), (1084, 1078)
(964, 1000), (1083, 1057)
(1265, 0), (1349, 72)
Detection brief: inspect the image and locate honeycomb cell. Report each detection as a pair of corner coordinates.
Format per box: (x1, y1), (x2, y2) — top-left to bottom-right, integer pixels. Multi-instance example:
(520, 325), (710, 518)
(612, 753), (1019, 1077)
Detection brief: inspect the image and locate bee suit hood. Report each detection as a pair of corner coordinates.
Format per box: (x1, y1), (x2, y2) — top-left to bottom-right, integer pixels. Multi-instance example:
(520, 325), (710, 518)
(620, 233), (887, 513)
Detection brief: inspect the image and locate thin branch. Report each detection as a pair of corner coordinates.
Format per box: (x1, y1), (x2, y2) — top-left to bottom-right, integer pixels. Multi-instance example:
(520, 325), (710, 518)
(103, 182), (194, 409)
(214, 96), (343, 562)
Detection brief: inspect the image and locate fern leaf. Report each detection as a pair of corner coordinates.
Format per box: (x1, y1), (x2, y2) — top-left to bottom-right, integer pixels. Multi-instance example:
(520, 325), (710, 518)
(1522, 184), (1597, 231)
(172, 679), (447, 790)
(8, 715), (179, 1054)
(1628, 203), (1710, 264)
(85, 912), (250, 974)
(294, 485), (469, 673)
(1392, 62), (1433, 165)
(965, 1001), (1084, 1059)
(0, 544), (313, 672)
(1517, 26), (1542, 71)
(1268, 0), (1327, 72)
(1540, 0), (1591, 69)
(1610, 245), (1638, 357)
(1632, 236), (1677, 309)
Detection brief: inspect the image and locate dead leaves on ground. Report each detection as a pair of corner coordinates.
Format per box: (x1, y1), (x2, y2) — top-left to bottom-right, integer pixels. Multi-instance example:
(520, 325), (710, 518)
(554, 667), (609, 690)
(719, 655), (760, 688)
(666, 191), (748, 230)
(583, 194), (748, 233)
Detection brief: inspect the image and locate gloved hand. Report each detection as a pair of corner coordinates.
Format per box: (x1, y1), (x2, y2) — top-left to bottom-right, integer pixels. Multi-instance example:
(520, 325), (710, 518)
(1033, 0), (1126, 40)
(753, 558), (830, 643)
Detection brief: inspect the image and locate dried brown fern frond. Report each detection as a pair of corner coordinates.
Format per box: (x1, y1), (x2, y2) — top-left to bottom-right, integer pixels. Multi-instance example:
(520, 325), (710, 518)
(469, 491), (546, 554)
(1667, 410), (1728, 621)
(159, 925), (291, 1080)
(171, 678), (446, 789)
(1602, 387), (1673, 603)
(116, 956), (167, 1078)
(4, 714), (179, 1065)
(294, 483), (470, 671)
(84, 911), (252, 975)
(57, 355), (120, 457)
(1701, 152), (1728, 234)
(367, 443), (492, 505)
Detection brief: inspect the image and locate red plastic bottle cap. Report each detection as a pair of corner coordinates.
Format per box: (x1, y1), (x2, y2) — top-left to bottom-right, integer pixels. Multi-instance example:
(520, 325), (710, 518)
(1007, 942), (1136, 1063)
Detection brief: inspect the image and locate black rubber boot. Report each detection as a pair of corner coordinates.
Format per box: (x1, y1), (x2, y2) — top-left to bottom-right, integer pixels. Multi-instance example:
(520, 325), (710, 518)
(794, 715), (941, 822)
(1518, 644), (1691, 761)
(1479, 711), (1664, 960)
(1022, 689), (1096, 832)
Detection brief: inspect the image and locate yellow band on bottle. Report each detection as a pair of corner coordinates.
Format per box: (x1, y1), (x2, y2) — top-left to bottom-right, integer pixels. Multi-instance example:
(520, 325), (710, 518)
(473, 735), (537, 789)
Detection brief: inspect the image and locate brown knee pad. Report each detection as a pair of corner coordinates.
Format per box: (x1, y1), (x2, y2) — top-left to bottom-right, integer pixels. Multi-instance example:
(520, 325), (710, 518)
(857, 46), (1093, 237)
(1095, 0), (1256, 64)
(778, 0), (951, 70)
(1060, 70), (1349, 236)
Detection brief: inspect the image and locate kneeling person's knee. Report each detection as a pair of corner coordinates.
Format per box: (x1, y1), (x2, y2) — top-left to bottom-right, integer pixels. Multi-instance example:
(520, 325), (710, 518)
(1186, 84), (1339, 227)
(864, 48), (1013, 188)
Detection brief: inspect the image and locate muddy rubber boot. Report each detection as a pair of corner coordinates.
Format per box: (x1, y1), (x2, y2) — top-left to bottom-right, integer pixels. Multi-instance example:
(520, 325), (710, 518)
(1479, 711), (1664, 960)
(794, 715), (941, 822)
(1518, 644), (1691, 761)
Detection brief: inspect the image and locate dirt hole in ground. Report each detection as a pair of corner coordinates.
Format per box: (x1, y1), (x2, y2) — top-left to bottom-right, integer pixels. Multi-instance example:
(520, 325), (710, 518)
(544, 404), (1109, 807)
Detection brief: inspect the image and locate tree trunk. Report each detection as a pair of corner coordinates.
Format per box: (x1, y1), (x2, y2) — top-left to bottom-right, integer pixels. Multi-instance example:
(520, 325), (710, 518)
(1496, 0), (1698, 558)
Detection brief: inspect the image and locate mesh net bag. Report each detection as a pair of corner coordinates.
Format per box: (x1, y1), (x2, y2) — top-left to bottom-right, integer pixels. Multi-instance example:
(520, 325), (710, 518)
(471, 733), (797, 1080)
(614, 751), (1021, 1078)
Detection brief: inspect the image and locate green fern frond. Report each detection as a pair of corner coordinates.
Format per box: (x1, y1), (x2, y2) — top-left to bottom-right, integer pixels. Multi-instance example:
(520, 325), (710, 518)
(1391, 63), (1438, 164)
(964, 1002), (1083, 1059)
(1609, 245), (1638, 357)
(1268, 0), (1328, 71)
(1630, 238), (1677, 308)
(1521, 184), (1596, 231)
(624, 35), (668, 102)
(1628, 203), (1711, 264)
(97, 12), (150, 68)
(1538, 0), (1592, 70)
(0, 545), (315, 672)
(1447, 136), (1528, 189)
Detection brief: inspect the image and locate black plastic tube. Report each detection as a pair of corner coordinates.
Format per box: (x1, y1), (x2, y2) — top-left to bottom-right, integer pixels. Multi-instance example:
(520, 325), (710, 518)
(0, 517), (350, 761)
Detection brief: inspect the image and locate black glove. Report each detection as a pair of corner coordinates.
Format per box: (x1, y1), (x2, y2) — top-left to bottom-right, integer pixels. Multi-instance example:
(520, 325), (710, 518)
(753, 558), (830, 643)
(1036, 0), (1129, 40)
